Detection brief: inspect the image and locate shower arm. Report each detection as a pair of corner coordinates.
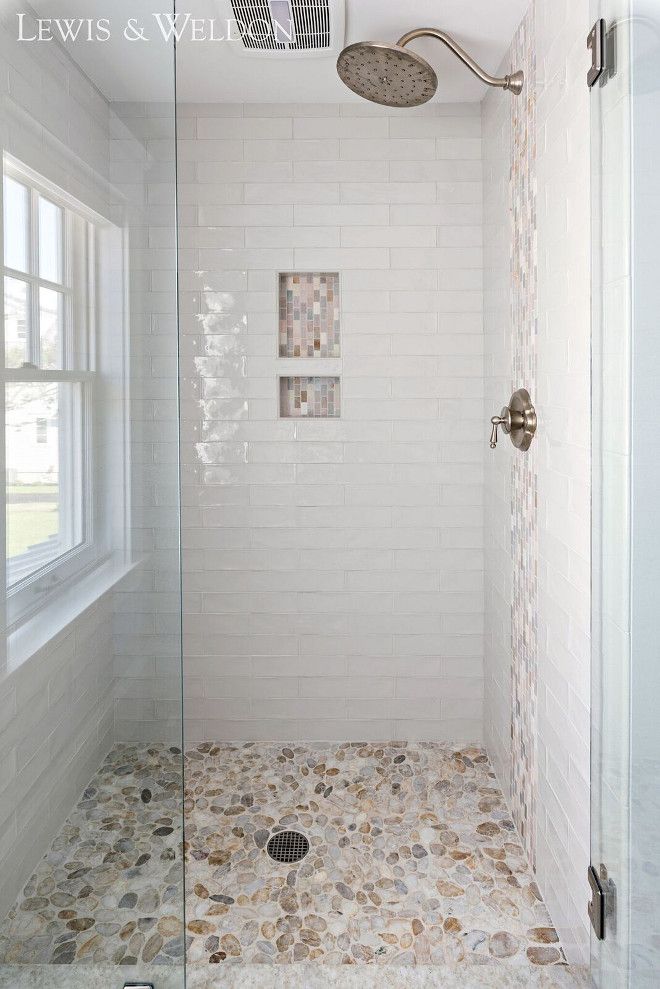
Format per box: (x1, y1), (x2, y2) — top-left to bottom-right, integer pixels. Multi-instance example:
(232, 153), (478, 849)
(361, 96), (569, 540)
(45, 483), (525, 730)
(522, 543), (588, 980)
(396, 28), (524, 95)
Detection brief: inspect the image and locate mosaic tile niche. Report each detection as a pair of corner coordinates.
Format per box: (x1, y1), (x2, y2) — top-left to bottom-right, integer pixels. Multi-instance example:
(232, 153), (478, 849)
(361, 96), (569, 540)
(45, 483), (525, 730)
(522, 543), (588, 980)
(280, 376), (340, 419)
(278, 272), (341, 358)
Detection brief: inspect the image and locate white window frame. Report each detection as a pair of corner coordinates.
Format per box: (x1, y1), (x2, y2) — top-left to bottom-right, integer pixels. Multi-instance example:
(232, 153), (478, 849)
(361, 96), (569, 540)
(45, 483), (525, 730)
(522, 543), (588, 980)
(2, 154), (111, 628)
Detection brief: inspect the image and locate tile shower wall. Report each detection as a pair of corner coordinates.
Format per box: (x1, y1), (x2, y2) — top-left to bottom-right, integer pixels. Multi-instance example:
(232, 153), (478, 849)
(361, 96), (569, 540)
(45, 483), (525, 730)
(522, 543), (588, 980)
(535, 0), (591, 964)
(109, 103), (183, 745)
(0, 4), (115, 918)
(483, 0), (591, 966)
(0, 595), (113, 921)
(484, 2), (538, 867)
(178, 102), (485, 742)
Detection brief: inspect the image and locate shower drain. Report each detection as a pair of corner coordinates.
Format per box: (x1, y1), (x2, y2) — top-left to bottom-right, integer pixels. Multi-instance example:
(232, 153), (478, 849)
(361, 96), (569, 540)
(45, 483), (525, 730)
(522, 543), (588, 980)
(266, 830), (310, 864)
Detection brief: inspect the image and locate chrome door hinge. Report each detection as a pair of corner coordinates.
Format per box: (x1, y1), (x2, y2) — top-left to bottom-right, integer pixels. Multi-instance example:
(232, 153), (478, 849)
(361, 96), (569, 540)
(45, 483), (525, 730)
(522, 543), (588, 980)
(588, 863), (617, 940)
(587, 18), (606, 88)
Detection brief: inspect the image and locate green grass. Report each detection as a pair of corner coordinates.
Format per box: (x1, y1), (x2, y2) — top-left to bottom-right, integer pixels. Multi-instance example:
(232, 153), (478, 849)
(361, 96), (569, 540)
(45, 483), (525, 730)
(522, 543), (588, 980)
(7, 484), (58, 495)
(6, 484), (59, 558)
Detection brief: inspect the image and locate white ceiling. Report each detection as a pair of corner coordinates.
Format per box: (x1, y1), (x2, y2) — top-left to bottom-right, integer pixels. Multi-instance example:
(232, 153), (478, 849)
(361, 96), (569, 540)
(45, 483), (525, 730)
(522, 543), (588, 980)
(30, 0), (529, 104)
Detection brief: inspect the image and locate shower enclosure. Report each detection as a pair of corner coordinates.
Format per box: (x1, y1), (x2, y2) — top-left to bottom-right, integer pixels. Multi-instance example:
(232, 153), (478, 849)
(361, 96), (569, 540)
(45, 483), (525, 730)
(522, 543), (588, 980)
(0, 0), (659, 986)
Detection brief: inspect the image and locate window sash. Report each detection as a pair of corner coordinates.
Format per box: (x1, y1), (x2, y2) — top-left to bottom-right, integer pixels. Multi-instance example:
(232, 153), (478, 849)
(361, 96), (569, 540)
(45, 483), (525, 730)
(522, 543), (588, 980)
(4, 373), (101, 625)
(3, 206), (85, 372)
(6, 379), (85, 586)
(3, 155), (99, 373)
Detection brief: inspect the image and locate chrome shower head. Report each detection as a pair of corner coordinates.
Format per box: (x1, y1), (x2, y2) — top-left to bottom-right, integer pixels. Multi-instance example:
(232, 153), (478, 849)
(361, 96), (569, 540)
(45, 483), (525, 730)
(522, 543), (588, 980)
(336, 41), (438, 108)
(337, 28), (524, 105)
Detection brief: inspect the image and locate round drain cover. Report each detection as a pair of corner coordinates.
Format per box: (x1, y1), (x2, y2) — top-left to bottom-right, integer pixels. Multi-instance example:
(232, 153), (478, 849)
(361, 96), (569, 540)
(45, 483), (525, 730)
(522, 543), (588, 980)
(266, 830), (309, 864)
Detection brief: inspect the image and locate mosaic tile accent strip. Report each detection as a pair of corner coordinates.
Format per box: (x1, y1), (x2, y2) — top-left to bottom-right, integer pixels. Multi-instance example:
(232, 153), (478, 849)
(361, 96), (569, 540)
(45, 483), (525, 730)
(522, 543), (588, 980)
(280, 376), (340, 418)
(279, 273), (340, 358)
(0, 742), (568, 971)
(509, 3), (538, 871)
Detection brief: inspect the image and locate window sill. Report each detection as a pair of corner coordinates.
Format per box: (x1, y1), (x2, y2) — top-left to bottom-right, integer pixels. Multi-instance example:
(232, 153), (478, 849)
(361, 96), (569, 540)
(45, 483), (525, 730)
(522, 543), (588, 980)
(7, 557), (137, 674)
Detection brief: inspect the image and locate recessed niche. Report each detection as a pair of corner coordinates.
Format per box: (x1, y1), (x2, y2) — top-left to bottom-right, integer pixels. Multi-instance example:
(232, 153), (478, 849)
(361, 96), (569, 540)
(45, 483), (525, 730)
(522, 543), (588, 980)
(278, 272), (340, 358)
(279, 376), (340, 419)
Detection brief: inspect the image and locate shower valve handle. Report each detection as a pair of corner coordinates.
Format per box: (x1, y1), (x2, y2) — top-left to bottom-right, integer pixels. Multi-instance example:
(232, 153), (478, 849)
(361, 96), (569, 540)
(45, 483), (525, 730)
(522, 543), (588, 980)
(490, 413), (508, 449)
(489, 389), (537, 453)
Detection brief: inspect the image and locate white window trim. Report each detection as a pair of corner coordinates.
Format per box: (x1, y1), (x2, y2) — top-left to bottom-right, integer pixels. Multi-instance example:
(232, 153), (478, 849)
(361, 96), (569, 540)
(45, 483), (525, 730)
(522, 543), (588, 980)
(2, 153), (129, 635)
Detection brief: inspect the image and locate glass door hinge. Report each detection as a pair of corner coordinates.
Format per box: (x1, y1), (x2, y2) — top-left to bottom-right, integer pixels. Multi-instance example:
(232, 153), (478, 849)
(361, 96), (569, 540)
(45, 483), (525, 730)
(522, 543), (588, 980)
(587, 19), (606, 88)
(588, 863), (616, 940)
(588, 19), (617, 89)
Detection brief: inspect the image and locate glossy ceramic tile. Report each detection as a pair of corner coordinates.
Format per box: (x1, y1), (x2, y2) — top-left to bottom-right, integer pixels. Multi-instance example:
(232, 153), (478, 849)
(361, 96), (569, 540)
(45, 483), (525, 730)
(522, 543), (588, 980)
(178, 104), (485, 745)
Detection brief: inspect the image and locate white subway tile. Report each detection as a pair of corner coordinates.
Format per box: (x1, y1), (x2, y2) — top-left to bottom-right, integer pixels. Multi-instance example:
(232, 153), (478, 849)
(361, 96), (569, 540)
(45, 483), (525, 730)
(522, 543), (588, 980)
(341, 182), (436, 204)
(294, 204), (389, 226)
(389, 116), (481, 139)
(340, 139), (436, 161)
(197, 117), (292, 139)
(293, 160), (389, 182)
(176, 139), (243, 161)
(341, 226), (436, 248)
(244, 139), (340, 161)
(245, 182), (340, 204)
(172, 103), (488, 760)
(390, 160), (482, 182)
(293, 117), (389, 139)
(391, 204), (483, 224)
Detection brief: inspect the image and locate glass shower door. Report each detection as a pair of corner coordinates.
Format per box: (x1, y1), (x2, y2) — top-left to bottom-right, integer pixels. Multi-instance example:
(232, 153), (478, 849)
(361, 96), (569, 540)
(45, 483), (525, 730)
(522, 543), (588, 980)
(590, 3), (632, 984)
(591, 0), (660, 985)
(0, 3), (184, 987)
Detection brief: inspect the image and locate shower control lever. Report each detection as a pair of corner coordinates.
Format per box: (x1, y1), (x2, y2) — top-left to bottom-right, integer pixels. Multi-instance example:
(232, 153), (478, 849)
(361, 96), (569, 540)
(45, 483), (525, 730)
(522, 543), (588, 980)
(490, 412), (510, 448)
(489, 389), (537, 452)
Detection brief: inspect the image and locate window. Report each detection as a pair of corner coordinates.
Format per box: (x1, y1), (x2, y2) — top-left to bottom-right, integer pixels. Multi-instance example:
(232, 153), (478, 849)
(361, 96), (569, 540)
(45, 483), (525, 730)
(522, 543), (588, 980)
(2, 156), (104, 624)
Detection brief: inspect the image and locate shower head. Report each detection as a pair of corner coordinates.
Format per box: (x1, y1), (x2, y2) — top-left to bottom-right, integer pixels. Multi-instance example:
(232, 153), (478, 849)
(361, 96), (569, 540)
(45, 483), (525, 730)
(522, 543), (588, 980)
(337, 28), (524, 106)
(336, 41), (438, 108)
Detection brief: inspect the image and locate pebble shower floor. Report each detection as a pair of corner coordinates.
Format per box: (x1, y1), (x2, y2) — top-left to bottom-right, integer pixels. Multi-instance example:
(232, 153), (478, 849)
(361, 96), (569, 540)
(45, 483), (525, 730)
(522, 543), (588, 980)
(0, 741), (568, 972)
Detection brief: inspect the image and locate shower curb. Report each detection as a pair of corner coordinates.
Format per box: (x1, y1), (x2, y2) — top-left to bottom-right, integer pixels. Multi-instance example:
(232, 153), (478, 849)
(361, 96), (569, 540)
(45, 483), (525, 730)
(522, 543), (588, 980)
(187, 961), (592, 989)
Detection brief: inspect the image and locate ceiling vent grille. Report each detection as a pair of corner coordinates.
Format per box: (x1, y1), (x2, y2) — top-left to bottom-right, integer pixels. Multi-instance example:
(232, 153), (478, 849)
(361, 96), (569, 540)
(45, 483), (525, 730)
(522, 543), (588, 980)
(291, 1), (331, 51)
(226, 0), (344, 58)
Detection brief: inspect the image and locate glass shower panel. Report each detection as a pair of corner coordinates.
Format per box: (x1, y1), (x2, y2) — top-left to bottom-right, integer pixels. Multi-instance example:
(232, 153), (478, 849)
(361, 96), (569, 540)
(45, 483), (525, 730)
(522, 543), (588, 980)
(592, 0), (660, 985)
(627, 1), (660, 982)
(0, 4), (184, 988)
(591, 0), (633, 984)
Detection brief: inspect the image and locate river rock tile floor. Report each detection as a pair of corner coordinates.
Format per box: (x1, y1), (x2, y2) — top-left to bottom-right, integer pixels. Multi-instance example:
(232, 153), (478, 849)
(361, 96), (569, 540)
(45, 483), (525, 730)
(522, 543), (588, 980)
(1, 740), (567, 972)
(0, 744), (186, 967)
(185, 741), (566, 969)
